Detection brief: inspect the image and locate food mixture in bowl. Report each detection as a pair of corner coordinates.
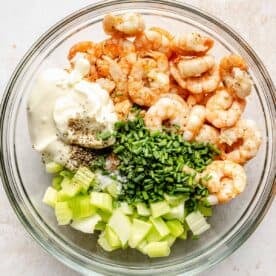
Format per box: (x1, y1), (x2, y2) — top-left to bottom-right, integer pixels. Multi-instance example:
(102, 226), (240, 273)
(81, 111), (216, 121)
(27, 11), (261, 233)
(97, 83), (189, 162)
(27, 12), (262, 258)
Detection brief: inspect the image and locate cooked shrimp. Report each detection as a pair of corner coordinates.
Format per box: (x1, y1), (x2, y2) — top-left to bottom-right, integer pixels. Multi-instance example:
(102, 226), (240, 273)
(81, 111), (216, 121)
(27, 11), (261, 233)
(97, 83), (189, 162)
(118, 52), (137, 75)
(170, 62), (187, 89)
(201, 160), (247, 203)
(219, 119), (261, 164)
(186, 93), (204, 107)
(171, 32), (214, 55)
(195, 124), (220, 146)
(185, 65), (220, 94)
(68, 41), (100, 60)
(103, 13), (145, 37)
(144, 94), (189, 130)
(128, 51), (170, 106)
(134, 27), (173, 56)
(206, 88), (245, 128)
(170, 56), (215, 89)
(97, 37), (135, 59)
(186, 92), (214, 107)
(170, 82), (189, 100)
(159, 92), (188, 105)
(114, 99), (133, 120)
(68, 41), (102, 81)
(176, 55), (215, 78)
(95, 57), (110, 78)
(101, 55), (129, 103)
(183, 105), (206, 141)
(96, 78), (116, 93)
(220, 55), (252, 99)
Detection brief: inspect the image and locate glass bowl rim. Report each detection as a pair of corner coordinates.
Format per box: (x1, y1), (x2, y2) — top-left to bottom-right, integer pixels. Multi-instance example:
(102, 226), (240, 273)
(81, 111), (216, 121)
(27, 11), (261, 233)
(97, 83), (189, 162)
(0, 0), (275, 275)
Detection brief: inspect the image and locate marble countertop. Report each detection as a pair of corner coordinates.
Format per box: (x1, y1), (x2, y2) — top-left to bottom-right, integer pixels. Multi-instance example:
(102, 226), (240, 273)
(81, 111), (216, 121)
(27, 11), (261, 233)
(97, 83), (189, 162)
(0, 0), (275, 275)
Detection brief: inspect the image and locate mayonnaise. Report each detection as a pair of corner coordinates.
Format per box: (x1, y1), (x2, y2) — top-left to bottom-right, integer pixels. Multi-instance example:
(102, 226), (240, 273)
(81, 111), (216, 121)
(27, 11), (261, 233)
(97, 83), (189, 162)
(27, 53), (118, 168)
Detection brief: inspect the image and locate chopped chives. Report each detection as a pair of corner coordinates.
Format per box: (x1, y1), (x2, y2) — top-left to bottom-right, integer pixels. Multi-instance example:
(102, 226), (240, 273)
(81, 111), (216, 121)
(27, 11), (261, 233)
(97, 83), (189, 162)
(112, 116), (218, 205)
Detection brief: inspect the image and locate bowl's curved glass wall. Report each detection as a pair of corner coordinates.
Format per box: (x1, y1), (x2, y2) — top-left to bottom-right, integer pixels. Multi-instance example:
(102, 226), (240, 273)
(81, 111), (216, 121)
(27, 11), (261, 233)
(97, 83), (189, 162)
(1, 1), (275, 275)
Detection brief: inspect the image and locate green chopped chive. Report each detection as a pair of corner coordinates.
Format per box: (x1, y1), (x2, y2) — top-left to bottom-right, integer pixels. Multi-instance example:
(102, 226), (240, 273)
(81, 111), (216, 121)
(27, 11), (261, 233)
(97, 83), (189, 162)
(112, 116), (218, 206)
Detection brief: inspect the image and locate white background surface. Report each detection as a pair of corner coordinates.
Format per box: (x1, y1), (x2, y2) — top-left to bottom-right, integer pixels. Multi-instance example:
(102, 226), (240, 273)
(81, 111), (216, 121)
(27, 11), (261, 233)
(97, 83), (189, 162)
(0, 0), (275, 275)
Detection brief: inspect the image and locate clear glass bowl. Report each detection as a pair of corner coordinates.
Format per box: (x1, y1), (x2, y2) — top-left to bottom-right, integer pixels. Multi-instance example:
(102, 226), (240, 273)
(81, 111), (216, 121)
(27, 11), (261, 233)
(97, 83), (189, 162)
(0, 0), (275, 275)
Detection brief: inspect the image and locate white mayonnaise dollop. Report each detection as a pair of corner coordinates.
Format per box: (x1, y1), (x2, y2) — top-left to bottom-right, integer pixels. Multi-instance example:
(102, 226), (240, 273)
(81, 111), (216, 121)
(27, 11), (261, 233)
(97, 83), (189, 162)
(27, 53), (118, 168)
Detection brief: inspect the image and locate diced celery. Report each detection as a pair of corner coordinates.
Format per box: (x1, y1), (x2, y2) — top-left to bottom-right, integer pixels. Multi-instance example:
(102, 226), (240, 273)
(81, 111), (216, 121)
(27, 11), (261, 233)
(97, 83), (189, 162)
(131, 210), (140, 219)
(198, 203), (213, 217)
(179, 230), (187, 240)
(144, 241), (170, 258)
(98, 231), (118, 252)
(45, 162), (63, 174)
(185, 211), (210, 235)
(166, 220), (184, 237)
(146, 227), (163, 242)
(71, 214), (101, 234)
(59, 170), (74, 179)
(149, 217), (170, 238)
(106, 182), (120, 198)
(55, 201), (72, 225)
(90, 192), (113, 213)
(97, 209), (112, 222)
(108, 210), (131, 246)
(179, 221), (189, 240)
(105, 225), (122, 248)
(52, 176), (63, 191)
(161, 234), (176, 247)
(150, 201), (170, 218)
(69, 195), (96, 219)
(129, 219), (152, 248)
(72, 167), (94, 192)
(136, 202), (151, 217)
(136, 240), (148, 255)
(60, 177), (71, 188)
(42, 186), (58, 208)
(164, 193), (188, 206)
(57, 190), (71, 202)
(163, 201), (185, 222)
(119, 202), (134, 215)
(95, 221), (106, 231)
(61, 177), (81, 198)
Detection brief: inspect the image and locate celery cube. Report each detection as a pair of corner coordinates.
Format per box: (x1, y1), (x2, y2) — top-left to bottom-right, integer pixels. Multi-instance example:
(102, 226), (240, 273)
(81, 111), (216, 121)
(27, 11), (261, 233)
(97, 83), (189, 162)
(163, 201), (185, 222)
(119, 202), (134, 215)
(69, 195), (96, 219)
(72, 167), (94, 192)
(71, 214), (101, 234)
(108, 210), (131, 246)
(43, 186), (58, 208)
(136, 202), (151, 216)
(98, 231), (118, 252)
(144, 241), (170, 258)
(90, 192), (113, 213)
(164, 193), (188, 206)
(146, 227), (163, 243)
(149, 217), (170, 238)
(185, 211), (210, 236)
(55, 202), (72, 225)
(45, 162), (63, 174)
(129, 219), (152, 248)
(166, 219), (184, 237)
(61, 177), (81, 198)
(161, 234), (176, 247)
(105, 225), (122, 248)
(150, 201), (170, 218)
